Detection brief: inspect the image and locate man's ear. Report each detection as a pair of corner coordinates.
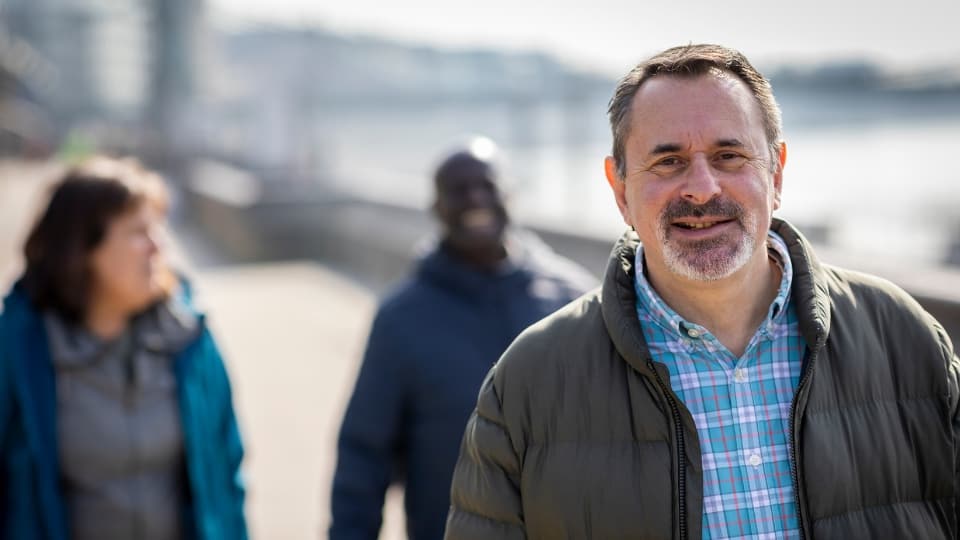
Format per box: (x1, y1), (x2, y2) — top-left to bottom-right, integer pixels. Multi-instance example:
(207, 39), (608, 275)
(772, 141), (787, 210)
(605, 156), (632, 227)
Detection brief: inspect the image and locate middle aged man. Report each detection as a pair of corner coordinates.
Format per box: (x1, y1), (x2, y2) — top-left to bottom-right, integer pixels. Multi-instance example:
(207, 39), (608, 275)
(446, 44), (960, 539)
(330, 138), (597, 540)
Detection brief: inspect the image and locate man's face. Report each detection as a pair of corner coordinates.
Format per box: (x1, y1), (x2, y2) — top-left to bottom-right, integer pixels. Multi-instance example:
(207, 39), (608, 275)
(605, 72), (785, 282)
(434, 157), (509, 251)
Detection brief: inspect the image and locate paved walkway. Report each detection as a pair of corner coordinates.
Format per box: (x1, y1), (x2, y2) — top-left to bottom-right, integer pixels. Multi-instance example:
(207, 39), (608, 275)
(191, 261), (405, 539)
(0, 160), (406, 539)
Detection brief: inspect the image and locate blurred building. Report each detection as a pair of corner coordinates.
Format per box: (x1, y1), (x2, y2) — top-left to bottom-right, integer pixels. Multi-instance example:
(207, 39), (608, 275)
(0, 30), (56, 156)
(0, 0), (208, 157)
(198, 25), (612, 182)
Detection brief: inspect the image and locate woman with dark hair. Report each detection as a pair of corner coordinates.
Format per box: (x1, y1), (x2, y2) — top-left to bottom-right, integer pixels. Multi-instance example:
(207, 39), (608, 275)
(0, 156), (247, 540)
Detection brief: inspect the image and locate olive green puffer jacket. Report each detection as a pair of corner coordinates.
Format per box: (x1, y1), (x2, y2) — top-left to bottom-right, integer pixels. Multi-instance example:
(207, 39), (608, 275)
(445, 219), (960, 540)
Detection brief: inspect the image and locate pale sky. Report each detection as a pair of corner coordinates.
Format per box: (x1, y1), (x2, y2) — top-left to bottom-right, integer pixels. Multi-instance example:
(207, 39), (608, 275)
(210, 0), (960, 76)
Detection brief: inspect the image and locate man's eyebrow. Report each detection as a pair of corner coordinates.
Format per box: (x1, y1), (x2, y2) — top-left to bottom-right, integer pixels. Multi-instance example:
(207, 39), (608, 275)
(647, 139), (745, 158)
(716, 138), (745, 148)
(649, 143), (683, 156)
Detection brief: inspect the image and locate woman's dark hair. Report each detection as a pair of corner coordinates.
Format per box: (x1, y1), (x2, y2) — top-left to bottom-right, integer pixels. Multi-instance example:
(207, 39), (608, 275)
(22, 156), (170, 323)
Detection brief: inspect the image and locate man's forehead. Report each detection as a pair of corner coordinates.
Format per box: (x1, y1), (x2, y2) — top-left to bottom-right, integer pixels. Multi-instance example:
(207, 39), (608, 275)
(631, 71), (753, 113)
(436, 156), (498, 188)
(626, 72), (763, 148)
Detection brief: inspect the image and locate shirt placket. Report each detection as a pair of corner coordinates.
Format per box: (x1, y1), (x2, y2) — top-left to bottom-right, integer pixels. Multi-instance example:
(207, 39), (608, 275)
(737, 334), (780, 537)
(685, 329), (747, 539)
(635, 232), (802, 539)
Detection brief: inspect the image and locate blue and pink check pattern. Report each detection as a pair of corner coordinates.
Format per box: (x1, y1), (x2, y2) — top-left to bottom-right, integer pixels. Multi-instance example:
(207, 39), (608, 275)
(634, 231), (805, 539)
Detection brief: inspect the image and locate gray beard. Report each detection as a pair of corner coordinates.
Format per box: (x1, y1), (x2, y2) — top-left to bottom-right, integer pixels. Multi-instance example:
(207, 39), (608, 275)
(657, 214), (759, 281)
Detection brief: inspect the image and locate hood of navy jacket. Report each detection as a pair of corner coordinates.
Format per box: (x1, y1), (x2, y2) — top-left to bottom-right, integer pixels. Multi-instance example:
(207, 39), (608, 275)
(413, 229), (597, 303)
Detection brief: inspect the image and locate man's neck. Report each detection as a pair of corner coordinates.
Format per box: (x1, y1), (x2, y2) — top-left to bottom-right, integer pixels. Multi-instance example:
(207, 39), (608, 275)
(646, 249), (782, 358)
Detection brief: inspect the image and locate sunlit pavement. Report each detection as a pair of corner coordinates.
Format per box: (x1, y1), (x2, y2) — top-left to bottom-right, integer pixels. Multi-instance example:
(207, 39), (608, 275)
(191, 261), (405, 539)
(0, 160), (407, 539)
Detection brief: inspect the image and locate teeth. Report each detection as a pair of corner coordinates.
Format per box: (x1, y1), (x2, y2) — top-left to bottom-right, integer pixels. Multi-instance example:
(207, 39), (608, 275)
(684, 221), (716, 229)
(462, 209), (496, 228)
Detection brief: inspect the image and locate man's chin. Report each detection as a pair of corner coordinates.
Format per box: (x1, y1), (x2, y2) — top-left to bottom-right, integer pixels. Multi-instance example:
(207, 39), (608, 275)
(664, 243), (754, 281)
(463, 224), (506, 241)
(450, 229), (505, 251)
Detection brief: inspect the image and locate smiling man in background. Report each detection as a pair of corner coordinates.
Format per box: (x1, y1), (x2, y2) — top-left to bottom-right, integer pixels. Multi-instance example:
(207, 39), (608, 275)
(446, 44), (960, 539)
(329, 137), (596, 540)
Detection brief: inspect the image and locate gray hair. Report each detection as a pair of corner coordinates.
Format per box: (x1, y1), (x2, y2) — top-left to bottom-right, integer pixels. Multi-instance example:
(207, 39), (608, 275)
(608, 44), (783, 180)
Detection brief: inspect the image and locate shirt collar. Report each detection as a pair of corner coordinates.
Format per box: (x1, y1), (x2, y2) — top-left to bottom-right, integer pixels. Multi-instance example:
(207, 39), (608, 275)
(634, 229), (794, 338)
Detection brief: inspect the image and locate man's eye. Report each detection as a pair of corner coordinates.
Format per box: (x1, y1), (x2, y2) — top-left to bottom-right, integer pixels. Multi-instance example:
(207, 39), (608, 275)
(718, 152), (740, 160)
(715, 152), (747, 169)
(646, 157), (686, 176)
(655, 157), (682, 168)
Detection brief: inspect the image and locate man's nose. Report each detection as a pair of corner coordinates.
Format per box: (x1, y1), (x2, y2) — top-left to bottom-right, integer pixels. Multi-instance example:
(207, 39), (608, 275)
(680, 154), (722, 205)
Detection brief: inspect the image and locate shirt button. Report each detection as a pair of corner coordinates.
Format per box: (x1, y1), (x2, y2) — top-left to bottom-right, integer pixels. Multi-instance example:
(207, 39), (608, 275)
(734, 367), (748, 383)
(748, 453), (762, 467)
(686, 327), (701, 339)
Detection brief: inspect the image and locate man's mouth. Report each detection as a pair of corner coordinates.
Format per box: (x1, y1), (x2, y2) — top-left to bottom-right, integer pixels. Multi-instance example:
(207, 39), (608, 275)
(673, 218), (736, 230)
(461, 208), (499, 229)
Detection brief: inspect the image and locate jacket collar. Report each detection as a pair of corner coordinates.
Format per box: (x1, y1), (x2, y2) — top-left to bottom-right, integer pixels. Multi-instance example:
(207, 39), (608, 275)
(770, 219), (831, 348)
(601, 218), (831, 376)
(414, 229), (546, 297)
(44, 296), (201, 370)
(601, 229), (653, 376)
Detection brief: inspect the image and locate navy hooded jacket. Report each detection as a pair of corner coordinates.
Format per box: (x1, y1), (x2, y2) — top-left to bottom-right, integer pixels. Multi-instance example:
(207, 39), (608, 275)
(330, 233), (597, 540)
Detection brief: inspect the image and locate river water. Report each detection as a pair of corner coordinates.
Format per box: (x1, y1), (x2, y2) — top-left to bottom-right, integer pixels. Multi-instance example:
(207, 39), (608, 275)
(315, 91), (960, 265)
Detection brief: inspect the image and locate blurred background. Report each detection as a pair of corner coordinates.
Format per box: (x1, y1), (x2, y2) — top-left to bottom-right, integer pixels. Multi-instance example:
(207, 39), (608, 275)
(1, 0), (959, 538)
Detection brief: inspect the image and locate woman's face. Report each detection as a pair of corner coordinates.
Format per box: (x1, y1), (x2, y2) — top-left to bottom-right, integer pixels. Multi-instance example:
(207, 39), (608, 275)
(88, 202), (165, 316)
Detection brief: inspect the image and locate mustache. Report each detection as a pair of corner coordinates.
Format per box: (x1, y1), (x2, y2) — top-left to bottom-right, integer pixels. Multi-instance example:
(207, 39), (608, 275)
(661, 197), (744, 223)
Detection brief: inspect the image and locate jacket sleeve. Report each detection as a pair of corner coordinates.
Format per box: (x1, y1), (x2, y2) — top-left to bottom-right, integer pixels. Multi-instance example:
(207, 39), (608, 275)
(445, 368), (525, 540)
(0, 316), (10, 536)
(330, 311), (406, 540)
(208, 332), (249, 540)
(0, 314), (9, 453)
(944, 327), (960, 539)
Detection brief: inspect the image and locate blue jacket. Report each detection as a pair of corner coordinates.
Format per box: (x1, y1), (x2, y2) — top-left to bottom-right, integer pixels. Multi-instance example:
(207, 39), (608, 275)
(330, 234), (597, 540)
(0, 281), (247, 540)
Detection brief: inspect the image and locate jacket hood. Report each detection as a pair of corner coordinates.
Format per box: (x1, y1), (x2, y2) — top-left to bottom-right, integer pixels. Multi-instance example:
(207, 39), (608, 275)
(2, 275), (206, 355)
(414, 229), (569, 298)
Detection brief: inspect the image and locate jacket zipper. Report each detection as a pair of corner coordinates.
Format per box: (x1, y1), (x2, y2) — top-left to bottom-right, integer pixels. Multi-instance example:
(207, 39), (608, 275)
(648, 360), (687, 540)
(788, 331), (824, 540)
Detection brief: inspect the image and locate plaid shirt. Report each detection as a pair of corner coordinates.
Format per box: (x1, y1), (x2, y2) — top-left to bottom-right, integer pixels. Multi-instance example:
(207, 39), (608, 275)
(634, 231), (805, 539)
